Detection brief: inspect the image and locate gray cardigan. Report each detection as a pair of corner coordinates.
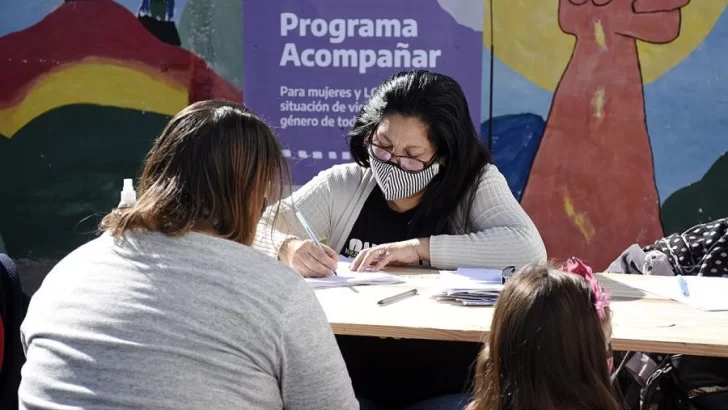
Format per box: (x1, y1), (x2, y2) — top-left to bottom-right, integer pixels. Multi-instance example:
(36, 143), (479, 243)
(254, 163), (546, 269)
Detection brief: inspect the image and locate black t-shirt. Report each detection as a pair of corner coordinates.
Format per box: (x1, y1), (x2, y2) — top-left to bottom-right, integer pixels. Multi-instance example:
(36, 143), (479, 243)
(336, 187), (480, 408)
(341, 186), (421, 259)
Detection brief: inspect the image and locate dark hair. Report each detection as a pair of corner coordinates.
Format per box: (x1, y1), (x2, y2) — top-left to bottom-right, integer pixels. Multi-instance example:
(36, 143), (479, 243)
(470, 264), (620, 410)
(101, 100), (287, 246)
(347, 70), (492, 236)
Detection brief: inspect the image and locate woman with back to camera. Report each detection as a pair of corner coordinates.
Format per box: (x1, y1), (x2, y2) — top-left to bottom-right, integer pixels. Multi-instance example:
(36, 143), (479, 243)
(19, 100), (358, 410)
(254, 70), (546, 408)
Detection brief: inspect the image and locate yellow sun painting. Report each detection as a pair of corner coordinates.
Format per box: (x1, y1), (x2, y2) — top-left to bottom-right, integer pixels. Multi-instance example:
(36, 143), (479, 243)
(484, 1), (727, 91)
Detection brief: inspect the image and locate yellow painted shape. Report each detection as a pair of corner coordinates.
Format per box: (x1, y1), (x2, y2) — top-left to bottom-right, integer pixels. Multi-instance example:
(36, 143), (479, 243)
(591, 87), (605, 119)
(484, 1), (727, 91)
(594, 20), (606, 50)
(563, 194), (596, 242)
(0, 59), (188, 138)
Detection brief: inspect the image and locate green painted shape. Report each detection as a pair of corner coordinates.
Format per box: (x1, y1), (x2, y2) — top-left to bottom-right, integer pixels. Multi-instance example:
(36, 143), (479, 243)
(178, 0), (243, 89)
(661, 152), (728, 235)
(0, 105), (171, 259)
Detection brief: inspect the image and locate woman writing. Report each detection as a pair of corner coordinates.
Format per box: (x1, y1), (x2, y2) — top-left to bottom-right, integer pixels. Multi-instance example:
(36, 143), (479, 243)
(19, 101), (358, 410)
(254, 71), (546, 408)
(254, 70), (546, 277)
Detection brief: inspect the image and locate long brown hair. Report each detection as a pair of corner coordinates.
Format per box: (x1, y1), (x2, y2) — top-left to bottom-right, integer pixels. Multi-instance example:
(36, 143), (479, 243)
(470, 264), (620, 410)
(101, 100), (286, 246)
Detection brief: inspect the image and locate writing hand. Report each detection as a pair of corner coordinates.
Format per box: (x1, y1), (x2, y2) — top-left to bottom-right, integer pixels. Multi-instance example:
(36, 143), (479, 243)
(281, 239), (338, 278)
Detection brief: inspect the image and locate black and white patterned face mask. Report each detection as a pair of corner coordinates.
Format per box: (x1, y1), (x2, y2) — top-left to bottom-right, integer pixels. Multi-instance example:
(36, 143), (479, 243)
(369, 154), (440, 201)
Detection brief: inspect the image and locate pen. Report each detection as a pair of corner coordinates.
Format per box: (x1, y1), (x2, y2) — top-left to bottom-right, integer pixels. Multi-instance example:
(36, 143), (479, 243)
(676, 275), (690, 297)
(377, 289), (418, 307)
(295, 211), (337, 276)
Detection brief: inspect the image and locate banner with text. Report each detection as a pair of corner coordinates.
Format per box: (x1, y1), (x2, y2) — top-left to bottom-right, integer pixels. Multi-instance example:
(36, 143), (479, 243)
(243, 0), (483, 184)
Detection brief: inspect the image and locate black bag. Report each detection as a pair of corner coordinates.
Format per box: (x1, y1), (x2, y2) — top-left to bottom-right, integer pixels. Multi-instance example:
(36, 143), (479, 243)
(0, 254), (30, 408)
(638, 354), (728, 410)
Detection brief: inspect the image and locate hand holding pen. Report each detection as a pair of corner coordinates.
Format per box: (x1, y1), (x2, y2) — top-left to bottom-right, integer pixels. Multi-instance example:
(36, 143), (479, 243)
(279, 211), (339, 278)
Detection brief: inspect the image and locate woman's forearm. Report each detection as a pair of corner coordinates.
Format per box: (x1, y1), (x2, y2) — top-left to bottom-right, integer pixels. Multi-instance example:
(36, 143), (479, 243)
(415, 237), (431, 262)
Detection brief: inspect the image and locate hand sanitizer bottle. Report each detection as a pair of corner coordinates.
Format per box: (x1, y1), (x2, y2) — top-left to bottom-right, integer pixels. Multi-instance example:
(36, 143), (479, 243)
(118, 178), (137, 208)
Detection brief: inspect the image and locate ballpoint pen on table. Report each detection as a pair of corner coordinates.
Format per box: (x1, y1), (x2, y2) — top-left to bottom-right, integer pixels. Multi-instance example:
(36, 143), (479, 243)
(378, 289), (418, 307)
(676, 275), (690, 297)
(295, 211), (338, 276)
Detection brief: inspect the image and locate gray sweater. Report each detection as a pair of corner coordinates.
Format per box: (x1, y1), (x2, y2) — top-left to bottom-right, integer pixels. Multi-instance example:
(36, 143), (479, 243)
(19, 231), (358, 410)
(255, 163), (546, 269)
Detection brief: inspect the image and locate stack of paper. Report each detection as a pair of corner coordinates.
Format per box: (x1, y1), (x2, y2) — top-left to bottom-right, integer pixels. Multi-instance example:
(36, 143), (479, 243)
(433, 268), (504, 306)
(305, 260), (405, 289)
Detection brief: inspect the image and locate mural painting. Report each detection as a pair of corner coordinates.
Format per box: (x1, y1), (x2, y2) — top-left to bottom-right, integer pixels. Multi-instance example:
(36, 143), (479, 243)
(484, 0), (728, 269)
(0, 0), (726, 275)
(0, 0), (242, 259)
(521, 0), (690, 267)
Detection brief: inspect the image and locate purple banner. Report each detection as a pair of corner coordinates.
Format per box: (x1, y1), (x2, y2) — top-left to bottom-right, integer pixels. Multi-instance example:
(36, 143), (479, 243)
(243, 0), (482, 184)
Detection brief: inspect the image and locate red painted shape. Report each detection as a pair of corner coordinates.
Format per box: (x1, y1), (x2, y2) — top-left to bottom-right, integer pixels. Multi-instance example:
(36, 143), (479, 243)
(0, 0), (241, 109)
(634, 0), (690, 14)
(520, 0), (689, 269)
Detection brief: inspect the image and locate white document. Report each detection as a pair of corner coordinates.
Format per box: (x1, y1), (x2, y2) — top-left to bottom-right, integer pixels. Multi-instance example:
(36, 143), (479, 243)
(433, 268), (504, 306)
(305, 260), (405, 289)
(440, 268), (503, 284)
(620, 275), (728, 311)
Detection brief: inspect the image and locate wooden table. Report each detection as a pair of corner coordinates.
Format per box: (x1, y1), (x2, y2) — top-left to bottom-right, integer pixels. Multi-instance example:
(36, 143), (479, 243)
(315, 267), (728, 357)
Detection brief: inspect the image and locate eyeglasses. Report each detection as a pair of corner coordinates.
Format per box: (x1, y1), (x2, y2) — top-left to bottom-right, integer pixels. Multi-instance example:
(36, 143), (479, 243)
(367, 141), (436, 172)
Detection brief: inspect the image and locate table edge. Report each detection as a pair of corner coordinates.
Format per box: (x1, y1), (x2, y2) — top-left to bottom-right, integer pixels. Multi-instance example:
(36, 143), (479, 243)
(330, 323), (728, 358)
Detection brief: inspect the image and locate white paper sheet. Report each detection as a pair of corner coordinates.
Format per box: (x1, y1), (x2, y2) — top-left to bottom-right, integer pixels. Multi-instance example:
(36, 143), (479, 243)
(305, 260), (405, 289)
(617, 275), (728, 311)
(433, 268), (504, 306)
